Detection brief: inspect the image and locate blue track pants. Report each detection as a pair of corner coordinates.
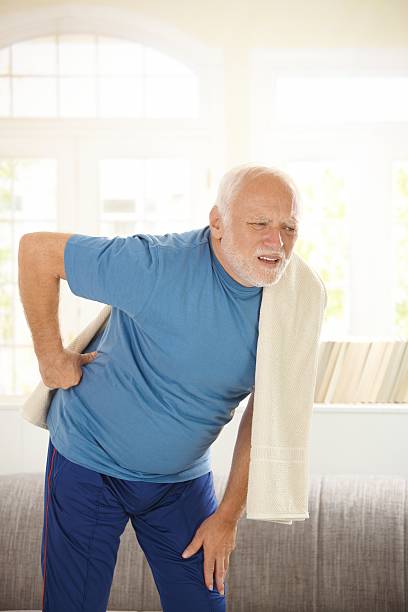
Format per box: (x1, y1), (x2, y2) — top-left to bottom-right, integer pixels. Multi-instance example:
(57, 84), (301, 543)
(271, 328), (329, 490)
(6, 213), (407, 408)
(41, 437), (228, 611)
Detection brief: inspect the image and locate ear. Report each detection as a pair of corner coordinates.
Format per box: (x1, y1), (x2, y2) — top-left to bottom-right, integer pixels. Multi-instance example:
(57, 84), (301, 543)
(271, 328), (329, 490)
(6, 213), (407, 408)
(209, 205), (223, 240)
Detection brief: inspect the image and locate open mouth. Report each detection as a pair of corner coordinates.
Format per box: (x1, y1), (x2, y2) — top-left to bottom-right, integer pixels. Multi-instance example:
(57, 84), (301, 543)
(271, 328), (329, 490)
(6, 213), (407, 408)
(257, 256), (281, 266)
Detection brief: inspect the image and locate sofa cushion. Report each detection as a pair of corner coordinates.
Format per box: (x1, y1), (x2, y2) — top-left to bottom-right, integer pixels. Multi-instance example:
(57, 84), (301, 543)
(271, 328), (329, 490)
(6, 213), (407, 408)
(1, 472), (406, 611)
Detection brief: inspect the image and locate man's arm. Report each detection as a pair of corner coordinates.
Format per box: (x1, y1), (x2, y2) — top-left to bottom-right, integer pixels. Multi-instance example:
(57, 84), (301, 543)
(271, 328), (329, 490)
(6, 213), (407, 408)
(18, 232), (74, 361)
(216, 390), (254, 523)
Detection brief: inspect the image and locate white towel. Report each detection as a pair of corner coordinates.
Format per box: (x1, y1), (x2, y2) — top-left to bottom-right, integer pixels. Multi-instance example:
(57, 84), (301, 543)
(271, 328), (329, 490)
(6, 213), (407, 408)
(21, 305), (111, 430)
(21, 251), (326, 524)
(246, 251), (327, 523)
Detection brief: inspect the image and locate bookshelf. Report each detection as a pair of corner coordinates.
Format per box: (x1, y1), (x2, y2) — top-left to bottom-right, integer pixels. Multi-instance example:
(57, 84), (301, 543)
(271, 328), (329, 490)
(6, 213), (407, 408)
(313, 403), (408, 413)
(316, 340), (408, 404)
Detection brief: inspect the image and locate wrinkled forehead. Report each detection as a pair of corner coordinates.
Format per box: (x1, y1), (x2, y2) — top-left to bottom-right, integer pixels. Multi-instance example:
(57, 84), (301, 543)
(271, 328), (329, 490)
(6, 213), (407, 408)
(234, 175), (299, 219)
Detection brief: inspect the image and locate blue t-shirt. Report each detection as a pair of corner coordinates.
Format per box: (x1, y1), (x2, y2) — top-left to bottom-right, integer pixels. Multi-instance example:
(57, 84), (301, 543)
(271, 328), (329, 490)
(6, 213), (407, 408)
(47, 224), (262, 482)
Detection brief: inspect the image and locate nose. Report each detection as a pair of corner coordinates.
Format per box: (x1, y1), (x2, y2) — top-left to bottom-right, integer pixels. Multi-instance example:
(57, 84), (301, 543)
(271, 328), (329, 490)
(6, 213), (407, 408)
(262, 227), (284, 251)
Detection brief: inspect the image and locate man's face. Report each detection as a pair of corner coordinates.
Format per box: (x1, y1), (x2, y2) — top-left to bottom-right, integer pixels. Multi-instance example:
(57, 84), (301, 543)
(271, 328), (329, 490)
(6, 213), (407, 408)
(209, 174), (300, 288)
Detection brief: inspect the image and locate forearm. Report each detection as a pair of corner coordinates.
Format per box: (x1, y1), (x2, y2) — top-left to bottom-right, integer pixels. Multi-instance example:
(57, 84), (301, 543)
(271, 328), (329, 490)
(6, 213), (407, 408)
(18, 234), (64, 360)
(217, 392), (254, 523)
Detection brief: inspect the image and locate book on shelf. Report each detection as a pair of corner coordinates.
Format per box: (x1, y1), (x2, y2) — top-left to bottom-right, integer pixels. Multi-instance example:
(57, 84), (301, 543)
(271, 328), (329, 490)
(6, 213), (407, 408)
(393, 343), (408, 403)
(376, 341), (406, 403)
(341, 342), (371, 403)
(315, 337), (408, 404)
(331, 342), (358, 403)
(368, 342), (395, 403)
(324, 342), (349, 403)
(315, 342), (341, 403)
(315, 341), (333, 402)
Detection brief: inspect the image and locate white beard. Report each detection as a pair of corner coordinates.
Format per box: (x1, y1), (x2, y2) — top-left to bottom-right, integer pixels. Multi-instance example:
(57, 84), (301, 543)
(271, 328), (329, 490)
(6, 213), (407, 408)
(220, 232), (290, 288)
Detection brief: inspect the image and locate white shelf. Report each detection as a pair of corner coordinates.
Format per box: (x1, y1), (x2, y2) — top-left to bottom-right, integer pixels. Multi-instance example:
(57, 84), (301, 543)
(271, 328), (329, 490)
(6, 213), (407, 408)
(314, 403), (408, 413)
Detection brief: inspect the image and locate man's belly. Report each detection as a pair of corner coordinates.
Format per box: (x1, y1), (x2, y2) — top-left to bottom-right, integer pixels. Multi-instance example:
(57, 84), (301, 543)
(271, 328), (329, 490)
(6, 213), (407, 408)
(47, 365), (224, 475)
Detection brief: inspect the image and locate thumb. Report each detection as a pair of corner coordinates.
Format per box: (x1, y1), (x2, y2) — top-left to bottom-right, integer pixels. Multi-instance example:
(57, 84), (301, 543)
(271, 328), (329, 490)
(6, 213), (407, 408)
(181, 534), (202, 559)
(80, 351), (98, 363)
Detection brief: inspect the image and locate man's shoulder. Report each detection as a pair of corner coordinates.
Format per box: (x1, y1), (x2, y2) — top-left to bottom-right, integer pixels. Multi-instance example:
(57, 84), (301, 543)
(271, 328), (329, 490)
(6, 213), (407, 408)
(149, 225), (210, 252)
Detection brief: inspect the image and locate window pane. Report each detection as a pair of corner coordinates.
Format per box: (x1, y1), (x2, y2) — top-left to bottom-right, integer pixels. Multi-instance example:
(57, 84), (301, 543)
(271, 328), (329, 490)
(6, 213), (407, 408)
(0, 159), (57, 221)
(11, 36), (56, 75)
(1, 34), (200, 118)
(275, 77), (408, 124)
(145, 75), (199, 118)
(285, 161), (350, 335)
(0, 78), (10, 115)
(0, 160), (14, 216)
(146, 158), (191, 220)
(392, 161), (408, 339)
(0, 283), (13, 344)
(99, 158), (192, 235)
(59, 34), (96, 76)
(1, 283), (32, 348)
(15, 347), (39, 395)
(13, 77), (57, 116)
(97, 36), (143, 75)
(145, 47), (193, 76)
(0, 348), (13, 394)
(59, 77), (96, 117)
(100, 159), (145, 226)
(0, 47), (9, 74)
(0, 222), (13, 283)
(99, 76), (143, 117)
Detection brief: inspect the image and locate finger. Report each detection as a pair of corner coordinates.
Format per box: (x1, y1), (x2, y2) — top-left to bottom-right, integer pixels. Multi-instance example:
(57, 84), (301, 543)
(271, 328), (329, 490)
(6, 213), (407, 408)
(215, 556), (225, 595)
(224, 553), (230, 576)
(204, 554), (215, 591)
(81, 351), (98, 362)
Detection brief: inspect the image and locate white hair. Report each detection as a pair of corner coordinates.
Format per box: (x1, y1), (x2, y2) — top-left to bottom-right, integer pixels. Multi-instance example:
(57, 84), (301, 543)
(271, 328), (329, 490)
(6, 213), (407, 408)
(214, 163), (302, 225)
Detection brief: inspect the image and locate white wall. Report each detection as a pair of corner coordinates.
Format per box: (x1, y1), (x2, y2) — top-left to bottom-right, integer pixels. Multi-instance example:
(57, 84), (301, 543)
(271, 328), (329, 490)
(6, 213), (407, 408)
(1, 0), (407, 46)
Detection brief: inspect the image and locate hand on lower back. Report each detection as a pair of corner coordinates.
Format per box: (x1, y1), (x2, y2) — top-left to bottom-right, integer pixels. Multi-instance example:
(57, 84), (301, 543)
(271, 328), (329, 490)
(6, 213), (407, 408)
(38, 348), (98, 390)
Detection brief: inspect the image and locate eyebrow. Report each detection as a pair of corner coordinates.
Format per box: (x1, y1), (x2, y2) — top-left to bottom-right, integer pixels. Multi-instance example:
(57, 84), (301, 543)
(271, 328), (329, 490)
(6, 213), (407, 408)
(250, 215), (299, 224)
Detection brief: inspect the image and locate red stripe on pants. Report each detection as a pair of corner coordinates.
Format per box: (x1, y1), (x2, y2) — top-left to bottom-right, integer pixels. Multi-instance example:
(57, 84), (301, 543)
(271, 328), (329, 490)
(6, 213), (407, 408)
(42, 447), (57, 612)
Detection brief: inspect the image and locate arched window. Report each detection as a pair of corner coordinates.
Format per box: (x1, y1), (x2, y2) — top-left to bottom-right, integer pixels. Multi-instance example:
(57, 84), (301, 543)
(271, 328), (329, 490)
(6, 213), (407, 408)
(0, 34), (199, 118)
(0, 31), (221, 398)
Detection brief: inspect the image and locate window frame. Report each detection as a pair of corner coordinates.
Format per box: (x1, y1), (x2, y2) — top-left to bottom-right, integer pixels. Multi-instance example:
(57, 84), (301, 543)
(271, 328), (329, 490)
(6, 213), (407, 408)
(250, 48), (408, 339)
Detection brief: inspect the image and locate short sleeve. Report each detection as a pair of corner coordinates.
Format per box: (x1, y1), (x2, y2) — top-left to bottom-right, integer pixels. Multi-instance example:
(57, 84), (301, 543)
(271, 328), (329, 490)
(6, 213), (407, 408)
(64, 233), (159, 319)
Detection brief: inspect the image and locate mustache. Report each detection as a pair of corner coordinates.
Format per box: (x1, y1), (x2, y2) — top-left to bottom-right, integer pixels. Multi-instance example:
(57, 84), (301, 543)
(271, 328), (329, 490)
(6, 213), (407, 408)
(256, 252), (285, 259)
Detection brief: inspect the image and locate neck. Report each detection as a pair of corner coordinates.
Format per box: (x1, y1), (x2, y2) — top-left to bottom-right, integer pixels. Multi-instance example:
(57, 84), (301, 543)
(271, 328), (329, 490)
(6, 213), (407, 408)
(210, 231), (254, 288)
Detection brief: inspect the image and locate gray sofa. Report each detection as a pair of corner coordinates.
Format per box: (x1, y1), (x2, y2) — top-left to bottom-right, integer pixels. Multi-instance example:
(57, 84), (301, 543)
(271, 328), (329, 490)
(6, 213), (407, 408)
(0, 471), (406, 611)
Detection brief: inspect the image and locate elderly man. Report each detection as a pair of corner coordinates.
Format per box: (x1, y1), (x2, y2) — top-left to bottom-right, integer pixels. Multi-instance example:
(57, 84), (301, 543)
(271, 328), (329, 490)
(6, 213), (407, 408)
(18, 163), (301, 612)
